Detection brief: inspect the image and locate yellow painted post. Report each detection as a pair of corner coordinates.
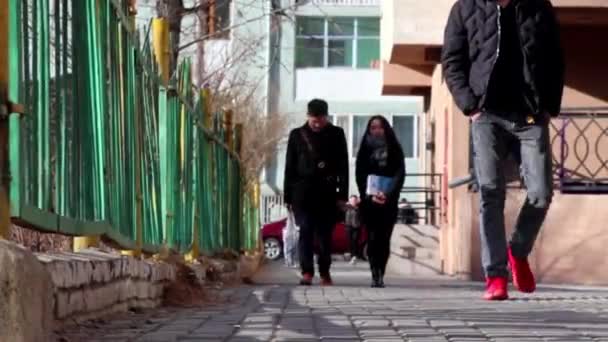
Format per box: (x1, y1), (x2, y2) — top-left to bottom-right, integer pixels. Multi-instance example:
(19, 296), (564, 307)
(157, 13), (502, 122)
(152, 18), (170, 85)
(73, 236), (100, 252)
(252, 180), (261, 252)
(185, 213), (200, 263)
(0, 0), (11, 239)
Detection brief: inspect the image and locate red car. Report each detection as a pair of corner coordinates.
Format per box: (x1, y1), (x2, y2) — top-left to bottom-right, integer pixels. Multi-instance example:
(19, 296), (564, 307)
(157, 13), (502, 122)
(261, 218), (368, 261)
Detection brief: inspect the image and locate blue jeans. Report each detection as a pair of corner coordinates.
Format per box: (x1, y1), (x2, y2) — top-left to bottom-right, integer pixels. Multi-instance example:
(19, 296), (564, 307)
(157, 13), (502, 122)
(472, 111), (553, 278)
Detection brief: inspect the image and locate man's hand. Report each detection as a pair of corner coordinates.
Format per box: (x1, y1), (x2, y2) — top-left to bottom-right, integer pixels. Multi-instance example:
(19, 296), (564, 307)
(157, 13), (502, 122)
(470, 109), (482, 122)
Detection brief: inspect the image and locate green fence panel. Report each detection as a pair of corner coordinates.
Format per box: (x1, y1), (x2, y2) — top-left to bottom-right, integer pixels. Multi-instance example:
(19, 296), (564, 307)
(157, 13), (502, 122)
(6, 0), (259, 254)
(140, 34), (163, 248)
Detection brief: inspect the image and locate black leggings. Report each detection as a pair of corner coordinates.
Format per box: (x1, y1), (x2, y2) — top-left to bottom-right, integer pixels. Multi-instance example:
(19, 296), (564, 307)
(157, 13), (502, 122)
(346, 226), (360, 257)
(364, 204), (397, 275)
(368, 223), (395, 275)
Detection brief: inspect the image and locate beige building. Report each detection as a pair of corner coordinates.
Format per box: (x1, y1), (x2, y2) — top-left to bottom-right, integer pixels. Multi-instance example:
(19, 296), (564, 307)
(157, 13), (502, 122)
(382, 0), (608, 285)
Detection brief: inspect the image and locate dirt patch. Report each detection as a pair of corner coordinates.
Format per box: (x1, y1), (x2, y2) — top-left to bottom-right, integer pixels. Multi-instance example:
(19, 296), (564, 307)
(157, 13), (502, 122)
(163, 262), (211, 307)
(162, 255), (238, 307)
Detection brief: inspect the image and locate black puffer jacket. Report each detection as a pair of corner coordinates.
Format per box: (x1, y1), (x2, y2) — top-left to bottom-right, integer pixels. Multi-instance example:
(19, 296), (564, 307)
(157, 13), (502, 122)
(441, 0), (564, 117)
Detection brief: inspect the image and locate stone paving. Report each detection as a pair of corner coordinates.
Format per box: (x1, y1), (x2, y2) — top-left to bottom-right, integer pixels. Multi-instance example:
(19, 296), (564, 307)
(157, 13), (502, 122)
(63, 260), (608, 342)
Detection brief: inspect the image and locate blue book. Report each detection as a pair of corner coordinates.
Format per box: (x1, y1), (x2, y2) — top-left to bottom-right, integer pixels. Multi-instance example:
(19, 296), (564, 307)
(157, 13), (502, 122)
(366, 175), (395, 196)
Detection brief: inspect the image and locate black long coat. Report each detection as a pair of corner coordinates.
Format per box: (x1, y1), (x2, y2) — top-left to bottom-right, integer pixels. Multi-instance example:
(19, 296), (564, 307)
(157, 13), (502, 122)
(283, 123), (349, 220)
(355, 141), (406, 226)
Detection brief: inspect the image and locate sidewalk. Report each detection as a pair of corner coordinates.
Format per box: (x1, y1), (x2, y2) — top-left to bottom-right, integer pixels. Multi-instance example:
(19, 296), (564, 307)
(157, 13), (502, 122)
(62, 259), (608, 342)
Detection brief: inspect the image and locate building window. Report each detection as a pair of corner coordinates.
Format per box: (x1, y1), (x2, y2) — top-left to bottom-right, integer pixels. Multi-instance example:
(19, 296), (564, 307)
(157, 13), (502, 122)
(295, 16), (380, 69)
(207, 0), (231, 39)
(352, 115), (373, 157)
(392, 115), (416, 158)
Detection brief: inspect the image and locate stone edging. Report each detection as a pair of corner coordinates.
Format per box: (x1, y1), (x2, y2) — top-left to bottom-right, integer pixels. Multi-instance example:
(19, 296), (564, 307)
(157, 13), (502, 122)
(36, 249), (176, 324)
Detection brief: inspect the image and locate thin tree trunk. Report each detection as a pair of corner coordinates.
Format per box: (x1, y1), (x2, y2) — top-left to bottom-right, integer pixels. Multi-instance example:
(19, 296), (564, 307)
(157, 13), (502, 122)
(195, 0), (208, 88)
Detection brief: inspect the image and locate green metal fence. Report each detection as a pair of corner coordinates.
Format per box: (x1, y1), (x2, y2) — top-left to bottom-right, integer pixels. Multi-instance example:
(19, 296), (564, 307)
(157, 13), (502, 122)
(2, 0), (260, 255)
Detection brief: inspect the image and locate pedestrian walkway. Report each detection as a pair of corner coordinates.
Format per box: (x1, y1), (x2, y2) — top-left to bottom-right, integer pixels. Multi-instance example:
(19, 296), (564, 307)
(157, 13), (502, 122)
(68, 260), (608, 342)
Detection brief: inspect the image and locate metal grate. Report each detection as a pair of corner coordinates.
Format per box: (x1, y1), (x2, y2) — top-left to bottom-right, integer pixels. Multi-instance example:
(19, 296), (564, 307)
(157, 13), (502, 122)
(551, 109), (608, 194)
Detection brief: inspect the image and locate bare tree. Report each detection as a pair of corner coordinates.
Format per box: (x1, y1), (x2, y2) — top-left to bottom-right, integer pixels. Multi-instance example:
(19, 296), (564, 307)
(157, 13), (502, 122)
(199, 36), (288, 192)
(140, 0), (291, 191)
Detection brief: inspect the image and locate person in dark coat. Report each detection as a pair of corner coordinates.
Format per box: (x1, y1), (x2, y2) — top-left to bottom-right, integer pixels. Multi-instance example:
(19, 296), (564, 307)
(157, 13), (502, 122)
(283, 99), (349, 286)
(441, 0), (565, 300)
(356, 116), (405, 288)
(345, 195), (362, 264)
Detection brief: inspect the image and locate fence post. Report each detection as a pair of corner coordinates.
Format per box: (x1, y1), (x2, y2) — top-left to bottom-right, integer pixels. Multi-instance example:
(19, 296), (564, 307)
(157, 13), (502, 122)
(185, 214), (200, 262)
(185, 90), (204, 263)
(152, 17), (171, 260)
(121, 2), (142, 258)
(252, 180), (261, 251)
(224, 109), (234, 249)
(0, 0), (10, 239)
(234, 123), (243, 251)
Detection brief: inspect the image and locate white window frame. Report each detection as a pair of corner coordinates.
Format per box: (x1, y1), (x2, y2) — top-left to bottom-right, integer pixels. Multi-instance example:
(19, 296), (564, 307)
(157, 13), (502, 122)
(390, 114), (419, 160)
(295, 17), (380, 69)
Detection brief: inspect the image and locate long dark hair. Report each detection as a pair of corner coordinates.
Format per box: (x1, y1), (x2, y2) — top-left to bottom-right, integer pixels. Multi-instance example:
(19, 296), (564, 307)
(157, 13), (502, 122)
(357, 115), (405, 160)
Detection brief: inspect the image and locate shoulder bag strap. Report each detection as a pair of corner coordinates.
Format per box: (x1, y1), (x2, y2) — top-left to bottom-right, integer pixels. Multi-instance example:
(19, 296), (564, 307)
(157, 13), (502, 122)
(299, 128), (319, 161)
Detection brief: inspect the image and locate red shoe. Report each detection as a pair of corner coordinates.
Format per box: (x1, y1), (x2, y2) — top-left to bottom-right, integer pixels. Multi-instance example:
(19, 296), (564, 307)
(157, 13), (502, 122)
(320, 274), (333, 286)
(300, 273), (313, 286)
(484, 277), (509, 301)
(508, 247), (536, 293)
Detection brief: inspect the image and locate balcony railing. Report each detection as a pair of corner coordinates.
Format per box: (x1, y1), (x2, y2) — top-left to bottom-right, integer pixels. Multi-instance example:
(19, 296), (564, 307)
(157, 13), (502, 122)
(310, 0), (380, 6)
(452, 108), (608, 195)
(551, 108), (608, 194)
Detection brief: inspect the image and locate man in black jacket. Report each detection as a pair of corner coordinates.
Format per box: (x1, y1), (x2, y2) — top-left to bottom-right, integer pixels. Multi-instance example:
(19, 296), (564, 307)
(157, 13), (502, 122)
(284, 99), (349, 286)
(442, 0), (564, 300)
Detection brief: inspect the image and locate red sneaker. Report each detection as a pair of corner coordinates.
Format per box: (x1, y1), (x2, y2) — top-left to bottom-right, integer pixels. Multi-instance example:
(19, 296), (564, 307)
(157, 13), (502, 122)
(508, 247), (536, 293)
(484, 277), (509, 301)
(300, 273), (313, 286)
(320, 274), (333, 286)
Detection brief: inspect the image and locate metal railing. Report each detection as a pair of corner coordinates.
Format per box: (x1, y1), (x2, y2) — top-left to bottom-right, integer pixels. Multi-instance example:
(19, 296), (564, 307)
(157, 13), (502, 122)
(260, 174), (444, 226)
(399, 173), (443, 226)
(0, 0), (260, 256)
(551, 109), (608, 194)
(261, 195), (287, 224)
(449, 108), (608, 195)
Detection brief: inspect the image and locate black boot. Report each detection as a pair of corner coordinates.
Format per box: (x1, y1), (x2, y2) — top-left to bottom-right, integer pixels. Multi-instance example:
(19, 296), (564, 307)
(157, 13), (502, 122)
(378, 269), (385, 288)
(371, 268), (382, 288)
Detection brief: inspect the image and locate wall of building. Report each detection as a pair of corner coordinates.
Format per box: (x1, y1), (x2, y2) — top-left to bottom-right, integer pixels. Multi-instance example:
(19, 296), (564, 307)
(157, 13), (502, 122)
(427, 66), (475, 278)
(560, 26), (608, 107)
(426, 23), (608, 285)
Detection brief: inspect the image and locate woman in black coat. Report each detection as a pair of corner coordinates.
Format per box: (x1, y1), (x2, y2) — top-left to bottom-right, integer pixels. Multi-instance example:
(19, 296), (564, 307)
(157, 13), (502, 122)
(356, 116), (406, 288)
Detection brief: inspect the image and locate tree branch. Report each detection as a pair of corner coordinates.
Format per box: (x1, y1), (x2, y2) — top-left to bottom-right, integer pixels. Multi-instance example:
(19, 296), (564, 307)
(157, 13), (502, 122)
(177, 1), (298, 51)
